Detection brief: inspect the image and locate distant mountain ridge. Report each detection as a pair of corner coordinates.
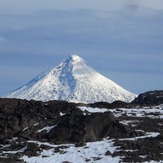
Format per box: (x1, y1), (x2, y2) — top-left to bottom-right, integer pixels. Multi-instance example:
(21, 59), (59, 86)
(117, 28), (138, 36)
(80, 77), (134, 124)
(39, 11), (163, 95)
(4, 55), (136, 103)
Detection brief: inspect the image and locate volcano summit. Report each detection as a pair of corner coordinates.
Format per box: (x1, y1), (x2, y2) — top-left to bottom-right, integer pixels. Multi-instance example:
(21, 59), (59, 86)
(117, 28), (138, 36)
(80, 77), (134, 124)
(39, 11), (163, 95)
(5, 55), (136, 103)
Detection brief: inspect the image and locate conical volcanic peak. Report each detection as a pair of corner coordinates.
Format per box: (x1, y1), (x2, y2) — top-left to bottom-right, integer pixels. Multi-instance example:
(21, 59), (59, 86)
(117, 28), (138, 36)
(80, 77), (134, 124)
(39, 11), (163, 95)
(4, 55), (136, 103)
(69, 55), (84, 62)
(64, 55), (85, 65)
(64, 55), (88, 71)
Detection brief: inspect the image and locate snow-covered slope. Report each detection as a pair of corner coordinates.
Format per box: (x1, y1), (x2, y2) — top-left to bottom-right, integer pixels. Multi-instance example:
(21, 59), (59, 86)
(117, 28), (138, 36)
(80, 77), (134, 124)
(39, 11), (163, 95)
(4, 55), (136, 103)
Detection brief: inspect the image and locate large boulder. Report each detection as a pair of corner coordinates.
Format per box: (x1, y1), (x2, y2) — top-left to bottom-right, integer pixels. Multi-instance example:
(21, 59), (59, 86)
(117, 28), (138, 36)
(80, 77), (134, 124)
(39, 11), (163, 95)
(0, 98), (82, 142)
(47, 112), (129, 144)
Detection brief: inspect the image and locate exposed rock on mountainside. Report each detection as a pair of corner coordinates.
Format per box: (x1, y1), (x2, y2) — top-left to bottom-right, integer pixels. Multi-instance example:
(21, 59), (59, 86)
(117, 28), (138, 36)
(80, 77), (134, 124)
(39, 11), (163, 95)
(4, 55), (136, 103)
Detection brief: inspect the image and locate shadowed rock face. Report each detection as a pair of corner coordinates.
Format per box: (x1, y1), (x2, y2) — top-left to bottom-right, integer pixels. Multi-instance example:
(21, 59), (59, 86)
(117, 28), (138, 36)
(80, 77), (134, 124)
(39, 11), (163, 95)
(0, 98), (130, 145)
(0, 98), (82, 142)
(47, 112), (129, 145)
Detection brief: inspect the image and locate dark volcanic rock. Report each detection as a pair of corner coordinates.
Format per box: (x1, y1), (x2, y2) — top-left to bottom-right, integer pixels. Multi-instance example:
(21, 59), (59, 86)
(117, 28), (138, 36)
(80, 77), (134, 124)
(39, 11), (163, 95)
(0, 98), (130, 145)
(0, 90), (163, 162)
(47, 112), (129, 144)
(87, 90), (163, 109)
(0, 98), (134, 161)
(113, 136), (163, 162)
(0, 158), (24, 163)
(0, 98), (82, 142)
(87, 100), (129, 109)
(132, 90), (163, 105)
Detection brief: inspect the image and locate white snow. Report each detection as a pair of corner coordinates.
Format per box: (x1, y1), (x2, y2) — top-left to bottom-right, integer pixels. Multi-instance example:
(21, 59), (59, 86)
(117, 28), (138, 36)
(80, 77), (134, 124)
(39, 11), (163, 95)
(4, 55), (136, 103)
(119, 132), (160, 141)
(22, 139), (121, 163)
(60, 112), (66, 116)
(79, 105), (163, 120)
(79, 106), (109, 113)
(36, 125), (57, 133)
(109, 105), (163, 119)
(119, 120), (140, 126)
(22, 127), (28, 131)
(33, 123), (39, 126)
(2, 147), (27, 154)
(0, 144), (11, 149)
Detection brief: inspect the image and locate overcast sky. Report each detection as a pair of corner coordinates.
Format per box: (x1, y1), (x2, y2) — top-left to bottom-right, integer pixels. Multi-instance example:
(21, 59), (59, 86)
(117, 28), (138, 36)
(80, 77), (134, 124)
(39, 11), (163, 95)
(0, 0), (163, 96)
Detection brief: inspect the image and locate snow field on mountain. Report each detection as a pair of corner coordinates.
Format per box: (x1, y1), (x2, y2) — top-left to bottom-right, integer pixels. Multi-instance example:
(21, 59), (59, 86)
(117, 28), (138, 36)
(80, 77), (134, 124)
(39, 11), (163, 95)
(4, 55), (136, 103)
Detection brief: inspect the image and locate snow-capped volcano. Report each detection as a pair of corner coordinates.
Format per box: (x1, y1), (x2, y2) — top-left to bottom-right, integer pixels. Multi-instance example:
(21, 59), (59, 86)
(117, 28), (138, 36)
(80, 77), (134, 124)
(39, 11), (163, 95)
(4, 55), (136, 103)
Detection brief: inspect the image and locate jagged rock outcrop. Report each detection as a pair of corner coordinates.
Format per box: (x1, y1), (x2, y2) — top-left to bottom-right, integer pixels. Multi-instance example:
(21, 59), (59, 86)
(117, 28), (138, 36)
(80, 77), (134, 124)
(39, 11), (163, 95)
(0, 98), (131, 144)
(132, 90), (163, 105)
(47, 112), (129, 145)
(0, 98), (82, 142)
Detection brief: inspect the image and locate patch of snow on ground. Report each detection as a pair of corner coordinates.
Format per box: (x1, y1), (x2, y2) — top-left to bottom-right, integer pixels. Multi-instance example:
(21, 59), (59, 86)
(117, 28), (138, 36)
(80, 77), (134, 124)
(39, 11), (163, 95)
(79, 106), (109, 113)
(119, 120), (140, 126)
(60, 112), (66, 116)
(109, 105), (163, 119)
(22, 139), (121, 163)
(22, 127), (28, 131)
(119, 132), (160, 141)
(79, 105), (163, 119)
(33, 123), (39, 126)
(2, 147), (27, 154)
(37, 125), (57, 133)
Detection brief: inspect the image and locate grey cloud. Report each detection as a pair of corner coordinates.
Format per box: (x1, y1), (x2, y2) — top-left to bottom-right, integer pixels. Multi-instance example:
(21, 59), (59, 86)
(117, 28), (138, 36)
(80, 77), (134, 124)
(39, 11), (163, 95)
(0, 0), (163, 14)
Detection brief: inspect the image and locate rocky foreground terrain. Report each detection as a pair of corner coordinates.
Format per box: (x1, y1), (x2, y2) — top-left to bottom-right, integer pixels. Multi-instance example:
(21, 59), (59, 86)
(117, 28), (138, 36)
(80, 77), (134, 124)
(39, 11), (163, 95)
(0, 90), (163, 163)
